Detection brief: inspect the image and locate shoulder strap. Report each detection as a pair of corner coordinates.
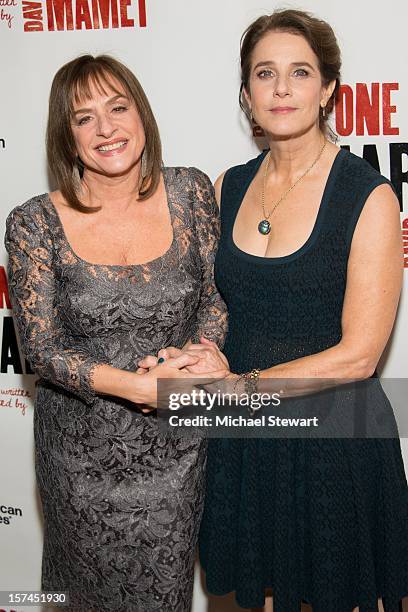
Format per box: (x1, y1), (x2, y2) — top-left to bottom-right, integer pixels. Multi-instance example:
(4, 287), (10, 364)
(321, 150), (394, 252)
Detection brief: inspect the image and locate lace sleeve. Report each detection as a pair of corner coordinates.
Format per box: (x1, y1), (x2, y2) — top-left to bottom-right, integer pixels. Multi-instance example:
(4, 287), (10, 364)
(4, 203), (104, 405)
(189, 168), (228, 348)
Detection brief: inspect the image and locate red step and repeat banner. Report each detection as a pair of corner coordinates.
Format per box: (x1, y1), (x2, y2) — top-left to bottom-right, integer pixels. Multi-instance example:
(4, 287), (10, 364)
(0, 1), (407, 610)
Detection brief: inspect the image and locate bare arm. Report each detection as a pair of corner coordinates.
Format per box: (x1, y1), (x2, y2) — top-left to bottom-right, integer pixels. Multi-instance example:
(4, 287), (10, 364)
(147, 179), (402, 397)
(259, 183), (403, 389)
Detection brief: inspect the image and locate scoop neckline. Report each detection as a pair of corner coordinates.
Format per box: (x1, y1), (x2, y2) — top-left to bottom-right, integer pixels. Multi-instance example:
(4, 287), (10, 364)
(43, 167), (177, 269)
(228, 147), (346, 266)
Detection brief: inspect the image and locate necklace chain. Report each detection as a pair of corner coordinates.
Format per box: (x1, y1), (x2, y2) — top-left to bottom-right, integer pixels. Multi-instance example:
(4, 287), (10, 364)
(260, 139), (327, 223)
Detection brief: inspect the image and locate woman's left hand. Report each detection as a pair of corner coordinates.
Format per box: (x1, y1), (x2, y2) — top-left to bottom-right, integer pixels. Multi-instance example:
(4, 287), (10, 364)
(137, 338), (229, 376)
(135, 338), (229, 411)
(182, 337), (230, 375)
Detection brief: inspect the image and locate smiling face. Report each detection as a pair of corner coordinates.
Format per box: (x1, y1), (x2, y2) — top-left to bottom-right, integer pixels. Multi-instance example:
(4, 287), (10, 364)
(71, 75), (146, 178)
(244, 30), (335, 139)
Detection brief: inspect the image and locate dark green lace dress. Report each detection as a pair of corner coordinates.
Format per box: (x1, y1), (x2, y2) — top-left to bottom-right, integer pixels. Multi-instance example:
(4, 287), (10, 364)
(199, 149), (408, 612)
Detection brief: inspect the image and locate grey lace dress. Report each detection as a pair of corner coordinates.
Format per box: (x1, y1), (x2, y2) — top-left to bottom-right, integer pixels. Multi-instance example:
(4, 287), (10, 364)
(5, 167), (228, 612)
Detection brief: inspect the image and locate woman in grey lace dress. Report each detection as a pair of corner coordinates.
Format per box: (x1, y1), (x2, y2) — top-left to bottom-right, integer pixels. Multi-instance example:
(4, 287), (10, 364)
(4, 55), (228, 612)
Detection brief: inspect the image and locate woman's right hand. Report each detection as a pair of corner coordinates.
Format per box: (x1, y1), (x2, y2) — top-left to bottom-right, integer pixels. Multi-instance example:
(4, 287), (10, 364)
(136, 348), (186, 413)
(137, 346), (183, 372)
(133, 352), (200, 408)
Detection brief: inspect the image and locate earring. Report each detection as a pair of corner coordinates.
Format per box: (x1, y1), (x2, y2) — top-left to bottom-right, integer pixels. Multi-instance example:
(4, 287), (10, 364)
(73, 155), (83, 188)
(321, 103), (326, 118)
(72, 165), (81, 189)
(141, 148), (148, 178)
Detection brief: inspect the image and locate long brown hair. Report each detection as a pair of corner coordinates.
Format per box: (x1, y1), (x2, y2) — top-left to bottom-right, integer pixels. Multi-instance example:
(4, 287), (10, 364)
(239, 9), (341, 135)
(46, 54), (162, 213)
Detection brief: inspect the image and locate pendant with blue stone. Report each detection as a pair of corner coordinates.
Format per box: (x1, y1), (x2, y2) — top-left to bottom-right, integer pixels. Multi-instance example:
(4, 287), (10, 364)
(258, 219), (271, 235)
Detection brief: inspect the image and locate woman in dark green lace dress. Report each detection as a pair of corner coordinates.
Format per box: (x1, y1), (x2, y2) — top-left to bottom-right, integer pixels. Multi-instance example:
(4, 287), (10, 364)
(194, 10), (407, 612)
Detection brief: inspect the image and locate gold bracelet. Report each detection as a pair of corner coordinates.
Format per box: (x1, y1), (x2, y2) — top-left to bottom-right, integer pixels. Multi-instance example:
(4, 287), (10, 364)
(234, 368), (260, 416)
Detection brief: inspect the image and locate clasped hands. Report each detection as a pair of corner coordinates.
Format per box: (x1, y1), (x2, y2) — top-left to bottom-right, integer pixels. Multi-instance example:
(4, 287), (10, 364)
(136, 337), (232, 412)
